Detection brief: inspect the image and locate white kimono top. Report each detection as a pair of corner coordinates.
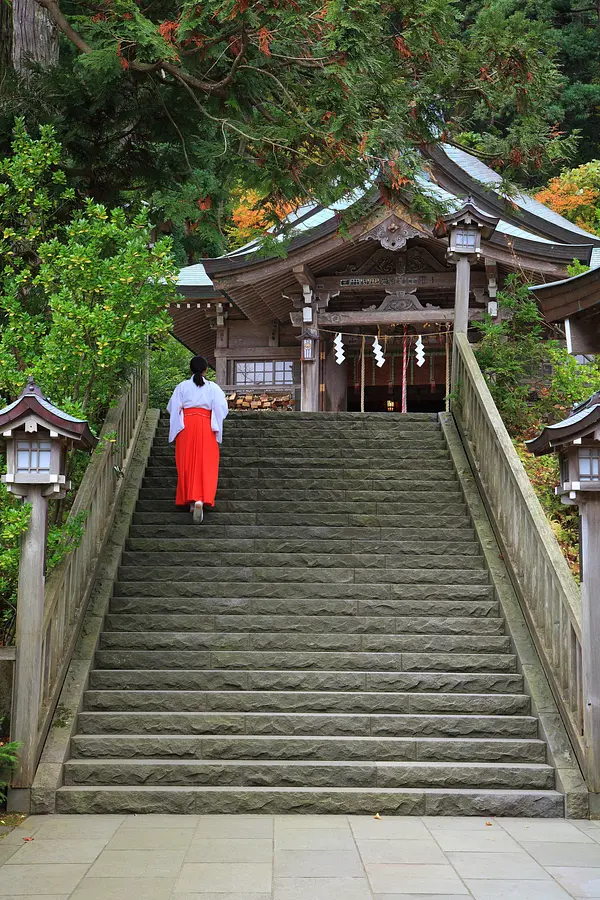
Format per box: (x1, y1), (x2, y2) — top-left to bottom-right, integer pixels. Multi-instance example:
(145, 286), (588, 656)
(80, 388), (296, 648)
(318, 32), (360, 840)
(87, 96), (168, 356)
(167, 378), (229, 444)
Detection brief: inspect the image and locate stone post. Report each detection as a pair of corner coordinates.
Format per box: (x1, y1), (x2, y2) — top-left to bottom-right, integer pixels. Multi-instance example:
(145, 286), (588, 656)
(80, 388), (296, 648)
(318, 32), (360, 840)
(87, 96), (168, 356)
(454, 256), (471, 335)
(580, 498), (600, 791)
(9, 486), (48, 805)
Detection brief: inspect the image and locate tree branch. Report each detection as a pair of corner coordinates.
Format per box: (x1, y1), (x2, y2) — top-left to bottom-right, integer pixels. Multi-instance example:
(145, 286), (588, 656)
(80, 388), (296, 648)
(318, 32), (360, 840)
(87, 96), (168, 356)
(36, 0), (92, 53)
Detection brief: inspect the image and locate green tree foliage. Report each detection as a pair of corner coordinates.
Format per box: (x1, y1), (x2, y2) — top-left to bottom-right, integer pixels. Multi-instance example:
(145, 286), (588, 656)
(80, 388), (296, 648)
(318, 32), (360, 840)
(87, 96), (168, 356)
(461, 0), (600, 169)
(0, 0), (576, 258)
(475, 275), (600, 436)
(474, 275), (600, 577)
(0, 122), (177, 639)
(0, 119), (177, 424)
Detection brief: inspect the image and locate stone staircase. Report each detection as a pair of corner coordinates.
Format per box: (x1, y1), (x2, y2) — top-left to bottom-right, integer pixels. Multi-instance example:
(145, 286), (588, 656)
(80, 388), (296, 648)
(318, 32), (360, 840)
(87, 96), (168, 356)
(56, 412), (564, 815)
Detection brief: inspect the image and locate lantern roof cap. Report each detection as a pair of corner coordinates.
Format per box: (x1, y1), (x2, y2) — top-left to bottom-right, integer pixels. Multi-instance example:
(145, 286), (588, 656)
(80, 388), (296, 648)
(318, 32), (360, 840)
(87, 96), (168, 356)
(435, 196), (499, 240)
(0, 377), (98, 449)
(527, 391), (600, 455)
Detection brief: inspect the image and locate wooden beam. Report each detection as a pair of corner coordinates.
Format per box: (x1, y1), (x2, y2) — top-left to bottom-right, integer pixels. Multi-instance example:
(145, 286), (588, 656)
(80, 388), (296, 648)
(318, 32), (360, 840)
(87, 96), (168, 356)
(314, 272), (486, 293)
(293, 264), (316, 290)
(290, 309), (490, 327)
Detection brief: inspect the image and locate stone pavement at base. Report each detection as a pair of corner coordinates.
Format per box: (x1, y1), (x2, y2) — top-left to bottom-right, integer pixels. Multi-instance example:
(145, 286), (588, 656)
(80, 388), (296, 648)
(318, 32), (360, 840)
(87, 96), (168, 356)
(3, 815), (600, 899)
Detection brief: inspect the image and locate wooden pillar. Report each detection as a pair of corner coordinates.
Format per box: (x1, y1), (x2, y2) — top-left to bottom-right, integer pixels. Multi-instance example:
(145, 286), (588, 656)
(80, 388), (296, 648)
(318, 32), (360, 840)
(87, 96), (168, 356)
(301, 325), (320, 412)
(324, 340), (347, 412)
(9, 486), (47, 808)
(581, 498), (600, 792)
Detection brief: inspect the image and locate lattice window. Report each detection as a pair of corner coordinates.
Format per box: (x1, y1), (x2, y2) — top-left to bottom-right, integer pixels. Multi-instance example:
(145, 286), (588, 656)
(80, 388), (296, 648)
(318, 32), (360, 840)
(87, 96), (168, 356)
(16, 439), (52, 473)
(579, 448), (600, 482)
(234, 361), (295, 386)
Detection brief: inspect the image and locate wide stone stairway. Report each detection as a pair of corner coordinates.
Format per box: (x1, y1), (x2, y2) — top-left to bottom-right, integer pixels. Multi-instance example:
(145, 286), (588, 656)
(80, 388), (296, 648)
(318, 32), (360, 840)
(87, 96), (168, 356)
(56, 412), (564, 815)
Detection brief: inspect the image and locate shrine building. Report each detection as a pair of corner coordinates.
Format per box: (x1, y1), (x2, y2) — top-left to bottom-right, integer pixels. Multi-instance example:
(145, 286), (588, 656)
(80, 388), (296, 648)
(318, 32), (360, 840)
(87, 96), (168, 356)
(170, 144), (600, 413)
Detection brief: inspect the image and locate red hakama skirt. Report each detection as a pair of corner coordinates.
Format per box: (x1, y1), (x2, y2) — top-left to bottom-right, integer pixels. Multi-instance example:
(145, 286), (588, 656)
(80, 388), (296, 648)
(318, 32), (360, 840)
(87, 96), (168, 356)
(175, 408), (220, 507)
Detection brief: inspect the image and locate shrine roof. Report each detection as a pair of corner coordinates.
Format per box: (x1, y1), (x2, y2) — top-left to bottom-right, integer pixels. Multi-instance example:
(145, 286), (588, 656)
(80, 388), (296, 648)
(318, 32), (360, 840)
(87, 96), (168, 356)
(529, 262), (600, 322)
(527, 393), (600, 454)
(175, 145), (600, 301)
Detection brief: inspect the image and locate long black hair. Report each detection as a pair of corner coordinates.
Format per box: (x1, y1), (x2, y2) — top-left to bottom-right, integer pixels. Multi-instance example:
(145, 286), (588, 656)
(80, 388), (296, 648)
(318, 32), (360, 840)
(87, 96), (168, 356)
(190, 355), (208, 387)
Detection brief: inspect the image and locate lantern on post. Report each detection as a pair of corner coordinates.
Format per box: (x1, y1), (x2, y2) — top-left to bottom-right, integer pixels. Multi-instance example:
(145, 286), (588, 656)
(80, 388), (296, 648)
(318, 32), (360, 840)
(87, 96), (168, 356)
(435, 198), (498, 336)
(527, 391), (600, 792)
(0, 378), (97, 807)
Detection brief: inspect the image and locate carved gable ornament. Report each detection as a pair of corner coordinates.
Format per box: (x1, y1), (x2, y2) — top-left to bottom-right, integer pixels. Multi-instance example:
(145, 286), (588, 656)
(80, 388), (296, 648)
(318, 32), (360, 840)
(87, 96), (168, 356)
(359, 215), (421, 252)
(366, 292), (440, 312)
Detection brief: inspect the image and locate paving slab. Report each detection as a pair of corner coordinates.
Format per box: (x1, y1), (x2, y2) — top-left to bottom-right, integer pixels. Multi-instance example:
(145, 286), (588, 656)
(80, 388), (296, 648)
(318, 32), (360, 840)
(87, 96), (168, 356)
(357, 839), (447, 865)
(548, 867), (600, 899)
(447, 850), (550, 881)
(174, 862), (273, 894)
(431, 829), (521, 852)
(500, 819), (594, 843)
(195, 817), (273, 839)
(6, 840), (106, 865)
(365, 863), (468, 894)
(105, 827), (195, 851)
(86, 848), (186, 878)
(466, 881), (573, 899)
(273, 828), (355, 850)
(186, 839), (273, 863)
(273, 877), (372, 900)
(350, 816), (431, 841)
(274, 848), (363, 878)
(70, 877), (175, 900)
(0, 864), (90, 895)
(522, 842), (600, 867)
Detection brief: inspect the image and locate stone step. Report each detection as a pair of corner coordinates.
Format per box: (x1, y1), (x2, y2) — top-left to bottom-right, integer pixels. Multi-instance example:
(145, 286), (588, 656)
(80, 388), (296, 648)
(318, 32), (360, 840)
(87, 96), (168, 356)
(110, 596), (500, 618)
(54, 784), (565, 817)
(157, 431), (446, 445)
(94, 650), (517, 673)
(89, 669), (524, 695)
(113, 585), (494, 603)
(124, 539), (482, 557)
(145, 465), (457, 480)
(99, 632), (510, 655)
(135, 497), (467, 514)
(157, 416), (439, 430)
(83, 689), (528, 715)
(136, 506), (466, 531)
(141, 485), (462, 502)
(105, 614), (506, 635)
(128, 519), (474, 537)
(62, 758), (554, 790)
(70, 732), (545, 763)
(143, 478), (460, 495)
(116, 569), (490, 587)
(149, 451), (452, 464)
(118, 553), (486, 571)
(76, 710), (535, 737)
(154, 444), (448, 457)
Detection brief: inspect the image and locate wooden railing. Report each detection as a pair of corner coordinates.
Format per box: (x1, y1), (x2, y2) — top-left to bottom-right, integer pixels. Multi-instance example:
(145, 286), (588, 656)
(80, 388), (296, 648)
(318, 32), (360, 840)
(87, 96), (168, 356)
(452, 333), (585, 770)
(11, 362), (149, 790)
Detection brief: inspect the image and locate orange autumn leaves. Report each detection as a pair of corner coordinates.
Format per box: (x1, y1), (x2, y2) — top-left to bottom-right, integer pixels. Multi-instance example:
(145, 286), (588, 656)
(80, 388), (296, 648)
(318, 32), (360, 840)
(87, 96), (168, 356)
(535, 162), (600, 236)
(228, 190), (296, 245)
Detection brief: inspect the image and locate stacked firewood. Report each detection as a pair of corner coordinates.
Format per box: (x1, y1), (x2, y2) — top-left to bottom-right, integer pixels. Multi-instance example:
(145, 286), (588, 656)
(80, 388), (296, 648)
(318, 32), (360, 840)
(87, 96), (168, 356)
(226, 392), (295, 411)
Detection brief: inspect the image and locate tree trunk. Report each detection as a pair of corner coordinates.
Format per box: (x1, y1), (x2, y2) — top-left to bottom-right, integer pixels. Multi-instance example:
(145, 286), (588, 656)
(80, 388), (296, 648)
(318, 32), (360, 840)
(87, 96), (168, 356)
(0, 0), (13, 72)
(11, 0), (58, 74)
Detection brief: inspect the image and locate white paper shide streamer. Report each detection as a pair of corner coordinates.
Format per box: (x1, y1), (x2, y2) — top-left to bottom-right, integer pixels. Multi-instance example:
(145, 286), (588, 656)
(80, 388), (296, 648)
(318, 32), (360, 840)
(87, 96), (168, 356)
(415, 334), (425, 368)
(372, 336), (385, 368)
(334, 332), (345, 365)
